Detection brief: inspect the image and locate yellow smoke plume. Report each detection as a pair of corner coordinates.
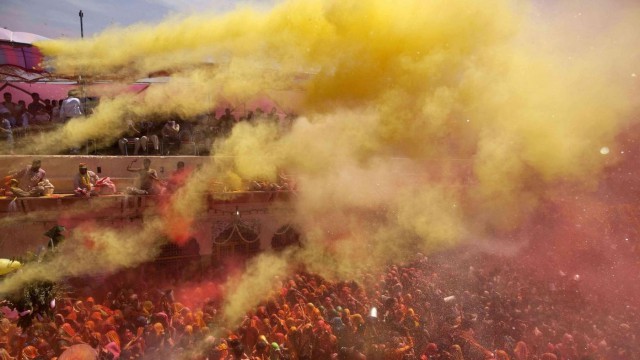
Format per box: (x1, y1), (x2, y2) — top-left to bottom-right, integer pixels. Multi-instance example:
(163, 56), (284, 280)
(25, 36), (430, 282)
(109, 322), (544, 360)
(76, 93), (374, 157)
(0, 220), (162, 295)
(223, 250), (292, 322)
(8, 0), (637, 321)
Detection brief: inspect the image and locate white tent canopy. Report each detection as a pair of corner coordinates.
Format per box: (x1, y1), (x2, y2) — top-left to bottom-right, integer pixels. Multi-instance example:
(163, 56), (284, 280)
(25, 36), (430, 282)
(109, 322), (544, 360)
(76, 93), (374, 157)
(0, 28), (49, 44)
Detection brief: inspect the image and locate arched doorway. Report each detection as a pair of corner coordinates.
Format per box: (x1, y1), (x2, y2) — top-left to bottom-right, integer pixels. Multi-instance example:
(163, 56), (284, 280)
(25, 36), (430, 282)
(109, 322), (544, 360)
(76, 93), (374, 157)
(271, 224), (301, 251)
(212, 220), (261, 263)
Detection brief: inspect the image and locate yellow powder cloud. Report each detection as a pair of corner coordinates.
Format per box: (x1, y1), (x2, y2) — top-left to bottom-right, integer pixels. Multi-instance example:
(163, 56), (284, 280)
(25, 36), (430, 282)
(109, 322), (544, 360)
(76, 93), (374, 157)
(3, 0), (636, 321)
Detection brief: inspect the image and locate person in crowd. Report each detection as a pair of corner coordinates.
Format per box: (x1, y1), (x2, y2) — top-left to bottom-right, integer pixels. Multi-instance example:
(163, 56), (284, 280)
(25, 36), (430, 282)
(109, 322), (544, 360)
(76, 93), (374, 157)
(1, 92), (17, 127)
(140, 121), (162, 154)
(192, 113), (217, 154)
(161, 120), (181, 155)
(26, 93), (44, 115)
(219, 108), (236, 136)
(20, 345), (39, 359)
(281, 112), (297, 133)
(126, 158), (164, 195)
(119, 119), (158, 155)
(7, 160), (47, 197)
(267, 107), (279, 124)
(58, 90), (83, 122)
(0, 252), (637, 360)
(50, 100), (60, 122)
(0, 108), (13, 152)
(27, 93), (49, 124)
(249, 172), (294, 192)
(239, 110), (254, 123)
(16, 100), (28, 128)
(43, 99), (52, 117)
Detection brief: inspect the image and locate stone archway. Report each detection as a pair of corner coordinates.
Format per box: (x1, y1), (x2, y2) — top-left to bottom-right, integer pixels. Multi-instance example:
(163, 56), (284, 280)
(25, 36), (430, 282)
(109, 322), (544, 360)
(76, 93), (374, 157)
(211, 220), (261, 262)
(271, 224), (301, 251)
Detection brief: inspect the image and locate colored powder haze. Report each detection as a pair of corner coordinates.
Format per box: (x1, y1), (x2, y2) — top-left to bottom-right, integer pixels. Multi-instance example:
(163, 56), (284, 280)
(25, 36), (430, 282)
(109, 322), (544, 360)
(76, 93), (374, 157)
(2, 0), (640, 323)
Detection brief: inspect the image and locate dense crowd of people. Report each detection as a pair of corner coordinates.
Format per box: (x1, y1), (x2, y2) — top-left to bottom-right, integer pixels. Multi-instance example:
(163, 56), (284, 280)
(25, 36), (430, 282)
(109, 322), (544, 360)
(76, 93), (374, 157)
(0, 91), (295, 156)
(0, 91), (85, 151)
(0, 93), (637, 360)
(0, 250), (636, 360)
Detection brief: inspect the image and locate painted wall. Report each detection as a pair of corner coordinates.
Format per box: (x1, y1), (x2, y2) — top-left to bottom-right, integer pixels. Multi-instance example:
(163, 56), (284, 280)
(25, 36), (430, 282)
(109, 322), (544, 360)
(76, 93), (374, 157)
(0, 155), (210, 192)
(0, 155), (296, 259)
(0, 193), (296, 259)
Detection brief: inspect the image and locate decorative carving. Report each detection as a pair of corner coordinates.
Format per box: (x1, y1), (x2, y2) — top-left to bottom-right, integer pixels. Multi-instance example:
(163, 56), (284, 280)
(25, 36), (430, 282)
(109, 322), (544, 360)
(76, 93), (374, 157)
(212, 218), (261, 245)
(271, 224), (301, 251)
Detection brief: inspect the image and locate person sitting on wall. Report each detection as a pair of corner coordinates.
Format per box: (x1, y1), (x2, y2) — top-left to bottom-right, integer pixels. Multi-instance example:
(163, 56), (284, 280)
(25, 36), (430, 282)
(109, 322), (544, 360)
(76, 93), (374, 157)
(126, 158), (165, 195)
(165, 161), (189, 193)
(7, 160), (47, 197)
(73, 163), (117, 197)
(8, 179), (37, 197)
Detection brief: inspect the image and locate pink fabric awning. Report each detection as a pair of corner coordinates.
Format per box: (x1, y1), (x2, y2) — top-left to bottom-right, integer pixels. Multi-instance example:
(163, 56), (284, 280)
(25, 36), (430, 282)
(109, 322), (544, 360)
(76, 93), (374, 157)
(0, 29), (49, 81)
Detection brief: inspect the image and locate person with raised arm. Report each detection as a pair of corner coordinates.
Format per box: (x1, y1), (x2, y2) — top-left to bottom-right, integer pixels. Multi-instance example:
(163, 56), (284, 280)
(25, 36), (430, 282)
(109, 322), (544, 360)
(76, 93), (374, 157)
(125, 158), (164, 195)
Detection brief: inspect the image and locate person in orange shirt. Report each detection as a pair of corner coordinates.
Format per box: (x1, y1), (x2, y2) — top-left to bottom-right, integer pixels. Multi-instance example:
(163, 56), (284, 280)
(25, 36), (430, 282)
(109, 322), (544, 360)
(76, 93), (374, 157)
(386, 335), (414, 360)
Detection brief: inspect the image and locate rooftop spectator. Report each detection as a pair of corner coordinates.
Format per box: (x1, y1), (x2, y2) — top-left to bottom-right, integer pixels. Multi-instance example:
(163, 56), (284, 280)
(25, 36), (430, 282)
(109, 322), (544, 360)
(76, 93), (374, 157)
(119, 119), (159, 155)
(51, 99), (60, 122)
(27, 93), (47, 117)
(161, 120), (181, 155)
(1, 92), (17, 127)
(219, 108), (236, 136)
(267, 107), (279, 124)
(59, 90), (83, 122)
(0, 108), (13, 153)
(44, 99), (52, 117)
(16, 100), (28, 128)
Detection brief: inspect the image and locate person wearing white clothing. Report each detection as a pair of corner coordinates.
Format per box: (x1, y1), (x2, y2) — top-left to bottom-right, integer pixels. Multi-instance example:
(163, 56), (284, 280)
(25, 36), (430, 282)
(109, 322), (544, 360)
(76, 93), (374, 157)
(59, 90), (83, 121)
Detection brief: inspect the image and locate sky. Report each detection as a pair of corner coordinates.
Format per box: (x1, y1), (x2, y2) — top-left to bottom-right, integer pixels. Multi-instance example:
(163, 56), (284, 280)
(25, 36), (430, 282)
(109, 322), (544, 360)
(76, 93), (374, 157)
(0, 0), (275, 39)
(0, 0), (618, 42)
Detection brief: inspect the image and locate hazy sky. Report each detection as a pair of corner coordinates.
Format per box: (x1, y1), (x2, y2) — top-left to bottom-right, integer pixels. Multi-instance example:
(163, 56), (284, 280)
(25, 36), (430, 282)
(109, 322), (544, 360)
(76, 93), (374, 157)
(0, 0), (275, 39)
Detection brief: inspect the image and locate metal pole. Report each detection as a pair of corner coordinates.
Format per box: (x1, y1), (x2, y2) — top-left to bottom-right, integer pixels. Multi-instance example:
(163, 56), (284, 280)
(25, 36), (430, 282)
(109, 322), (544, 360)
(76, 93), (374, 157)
(78, 10), (89, 153)
(79, 10), (84, 38)
(78, 10), (85, 117)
